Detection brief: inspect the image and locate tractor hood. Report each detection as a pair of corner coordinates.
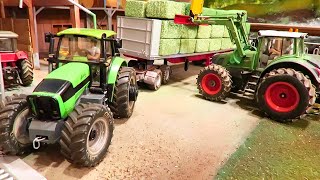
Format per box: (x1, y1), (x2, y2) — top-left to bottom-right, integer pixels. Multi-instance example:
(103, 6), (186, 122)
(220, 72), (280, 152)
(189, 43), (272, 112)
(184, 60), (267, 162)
(28, 62), (90, 119)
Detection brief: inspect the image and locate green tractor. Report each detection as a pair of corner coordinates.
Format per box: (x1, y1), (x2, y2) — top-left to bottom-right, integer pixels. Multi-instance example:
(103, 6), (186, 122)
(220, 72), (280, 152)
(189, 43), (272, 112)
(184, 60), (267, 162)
(0, 28), (139, 167)
(175, 4), (320, 122)
(197, 30), (319, 122)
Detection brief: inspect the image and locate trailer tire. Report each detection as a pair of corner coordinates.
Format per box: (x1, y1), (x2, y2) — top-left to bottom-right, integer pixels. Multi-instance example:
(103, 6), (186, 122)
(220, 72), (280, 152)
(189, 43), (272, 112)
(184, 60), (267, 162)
(110, 67), (138, 118)
(147, 69), (162, 91)
(160, 65), (171, 84)
(60, 103), (114, 167)
(0, 94), (31, 155)
(19, 59), (33, 86)
(197, 64), (232, 101)
(257, 68), (316, 122)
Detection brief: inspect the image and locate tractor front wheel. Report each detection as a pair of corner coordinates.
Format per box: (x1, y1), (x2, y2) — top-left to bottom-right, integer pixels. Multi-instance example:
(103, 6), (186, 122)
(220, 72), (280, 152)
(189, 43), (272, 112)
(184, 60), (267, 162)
(59, 103), (113, 167)
(0, 94), (31, 155)
(257, 68), (316, 122)
(110, 67), (138, 118)
(197, 64), (232, 101)
(19, 59), (33, 86)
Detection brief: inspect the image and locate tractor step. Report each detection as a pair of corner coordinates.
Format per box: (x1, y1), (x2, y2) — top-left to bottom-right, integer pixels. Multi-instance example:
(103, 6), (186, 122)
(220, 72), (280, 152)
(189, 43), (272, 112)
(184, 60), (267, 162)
(247, 82), (257, 86)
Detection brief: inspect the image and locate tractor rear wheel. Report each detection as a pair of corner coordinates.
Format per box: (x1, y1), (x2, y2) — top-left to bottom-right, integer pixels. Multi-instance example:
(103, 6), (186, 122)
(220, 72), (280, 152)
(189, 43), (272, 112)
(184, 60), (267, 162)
(19, 59), (33, 86)
(197, 64), (232, 101)
(257, 68), (316, 122)
(110, 67), (138, 118)
(0, 94), (31, 155)
(60, 103), (114, 167)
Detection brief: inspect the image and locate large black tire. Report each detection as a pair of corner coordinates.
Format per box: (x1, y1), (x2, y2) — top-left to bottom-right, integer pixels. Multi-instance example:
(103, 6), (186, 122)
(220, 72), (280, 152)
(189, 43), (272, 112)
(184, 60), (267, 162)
(257, 68), (316, 122)
(59, 103), (114, 167)
(197, 64), (232, 101)
(160, 65), (171, 85)
(0, 94), (31, 155)
(109, 67), (138, 118)
(19, 59), (33, 86)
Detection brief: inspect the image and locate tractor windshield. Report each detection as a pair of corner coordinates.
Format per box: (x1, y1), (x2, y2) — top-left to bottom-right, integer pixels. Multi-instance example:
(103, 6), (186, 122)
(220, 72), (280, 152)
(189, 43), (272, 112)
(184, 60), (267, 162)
(58, 35), (111, 62)
(0, 38), (14, 52)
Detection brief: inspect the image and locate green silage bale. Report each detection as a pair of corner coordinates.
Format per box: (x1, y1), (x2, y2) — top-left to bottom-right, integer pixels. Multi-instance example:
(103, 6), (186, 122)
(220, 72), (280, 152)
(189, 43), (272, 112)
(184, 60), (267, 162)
(161, 20), (181, 39)
(195, 39), (210, 53)
(209, 39), (222, 51)
(221, 38), (235, 49)
(211, 25), (224, 38)
(181, 25), (198, 39)
(159, 39), (181, 56)
(202, 8), (218, 16)
(146, 0), (185, 19)
(223, 27), (230, 37)
(197, 25), (211, 39)
(125, 0), (147, 18)
(180, 39), (196, 54)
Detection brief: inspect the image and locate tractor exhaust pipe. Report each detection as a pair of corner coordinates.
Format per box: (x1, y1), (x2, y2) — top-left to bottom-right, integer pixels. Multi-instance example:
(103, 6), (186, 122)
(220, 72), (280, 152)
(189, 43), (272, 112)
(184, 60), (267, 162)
(67, 0), (97, 29)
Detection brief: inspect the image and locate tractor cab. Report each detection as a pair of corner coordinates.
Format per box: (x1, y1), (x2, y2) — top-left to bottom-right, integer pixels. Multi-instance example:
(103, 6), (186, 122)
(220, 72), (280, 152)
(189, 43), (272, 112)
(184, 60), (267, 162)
(0, 31), (18, 53)
(257, 30), (307, 68)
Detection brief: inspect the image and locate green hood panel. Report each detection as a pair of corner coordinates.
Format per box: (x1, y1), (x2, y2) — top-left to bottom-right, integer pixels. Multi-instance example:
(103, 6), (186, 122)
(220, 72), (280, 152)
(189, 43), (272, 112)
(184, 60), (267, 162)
(45, 62), (90, 87)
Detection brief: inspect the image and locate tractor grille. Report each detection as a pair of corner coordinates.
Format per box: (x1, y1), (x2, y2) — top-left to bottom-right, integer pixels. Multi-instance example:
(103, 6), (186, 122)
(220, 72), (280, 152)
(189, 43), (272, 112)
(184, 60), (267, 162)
(27, 95), (61, 120)
(0, 168), (14, 180)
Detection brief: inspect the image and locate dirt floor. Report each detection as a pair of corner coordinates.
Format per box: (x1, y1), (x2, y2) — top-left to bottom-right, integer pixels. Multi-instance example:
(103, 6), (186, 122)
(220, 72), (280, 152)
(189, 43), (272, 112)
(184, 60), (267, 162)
(4, 63), (260, 180)
(216, 116), (320, 179)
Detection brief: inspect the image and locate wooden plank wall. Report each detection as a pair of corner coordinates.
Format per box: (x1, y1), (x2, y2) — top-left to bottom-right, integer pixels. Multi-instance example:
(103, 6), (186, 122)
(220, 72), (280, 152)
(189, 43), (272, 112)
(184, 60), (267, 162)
(0, 18), (32, 58)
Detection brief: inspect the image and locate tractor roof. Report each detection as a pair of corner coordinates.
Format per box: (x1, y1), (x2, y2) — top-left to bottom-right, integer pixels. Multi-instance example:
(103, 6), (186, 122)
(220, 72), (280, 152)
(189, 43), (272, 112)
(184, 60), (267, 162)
(258, 30), (308, 38)
(57, 28), (116, 39)
(0, 31), (18, 38)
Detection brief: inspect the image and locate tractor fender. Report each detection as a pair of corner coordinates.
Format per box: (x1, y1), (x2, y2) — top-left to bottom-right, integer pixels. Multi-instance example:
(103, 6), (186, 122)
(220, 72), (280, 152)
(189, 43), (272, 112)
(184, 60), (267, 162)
(16, 51), (28, 60)
(107, 57), (128, 101)
(107, 57), (127, 84)
(260, 60), (320, 88)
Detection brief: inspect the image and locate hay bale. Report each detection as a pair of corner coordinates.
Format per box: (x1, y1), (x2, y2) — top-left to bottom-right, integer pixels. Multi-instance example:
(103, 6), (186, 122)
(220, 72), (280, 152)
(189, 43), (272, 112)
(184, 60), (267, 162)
(223, 27), (230, 37)
(159, 39), (181, 56)
(180, 39), (196, 54)
(146, 0), (185, 19)
(125, 0), (147, 18)
(181, 25), (198, 39)
(161, 20), (181, 39)
(211, 25), (224, 38)
(221, 38), (235, 49)
(209, 39), (222, 51)
(195, 39), (210, 53)
(197, 25), (211, 39)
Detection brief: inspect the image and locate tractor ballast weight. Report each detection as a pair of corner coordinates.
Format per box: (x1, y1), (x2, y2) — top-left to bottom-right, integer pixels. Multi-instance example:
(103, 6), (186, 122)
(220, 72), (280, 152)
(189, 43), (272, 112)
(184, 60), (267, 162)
(0, 28), (138, 167)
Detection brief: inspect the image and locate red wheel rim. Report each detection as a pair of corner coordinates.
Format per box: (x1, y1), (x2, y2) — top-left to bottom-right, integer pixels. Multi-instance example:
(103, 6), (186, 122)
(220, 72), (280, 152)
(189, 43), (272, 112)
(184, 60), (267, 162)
(201, 73), (222, 95)
(265, 82), (300, 113)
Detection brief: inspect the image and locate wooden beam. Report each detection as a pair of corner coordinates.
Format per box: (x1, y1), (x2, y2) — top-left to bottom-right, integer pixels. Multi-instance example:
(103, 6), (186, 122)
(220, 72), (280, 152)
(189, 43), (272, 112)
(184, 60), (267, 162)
(0, 1), (5, 18)
(26, 0), (40, 69)
(70, 0), (81, 28)
(3, 0), (72, 7)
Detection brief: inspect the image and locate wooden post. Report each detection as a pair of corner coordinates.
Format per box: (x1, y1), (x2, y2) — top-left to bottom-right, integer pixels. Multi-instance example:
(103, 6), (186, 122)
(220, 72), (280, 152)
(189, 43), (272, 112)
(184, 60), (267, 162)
(0, 1), (5, 18)
(70, 0), (81, 28)
(25, 0), (40, 69)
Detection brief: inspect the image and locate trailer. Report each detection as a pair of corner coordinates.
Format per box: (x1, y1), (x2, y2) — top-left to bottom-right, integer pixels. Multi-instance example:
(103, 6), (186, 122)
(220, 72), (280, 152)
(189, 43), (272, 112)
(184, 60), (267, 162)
(117, 16), (233, 90)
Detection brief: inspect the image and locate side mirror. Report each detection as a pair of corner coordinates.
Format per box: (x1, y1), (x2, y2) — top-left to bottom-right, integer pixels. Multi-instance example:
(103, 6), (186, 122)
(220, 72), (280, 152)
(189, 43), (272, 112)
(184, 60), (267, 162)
(115, 39), (122, 49)
(45, 33), (53, 43)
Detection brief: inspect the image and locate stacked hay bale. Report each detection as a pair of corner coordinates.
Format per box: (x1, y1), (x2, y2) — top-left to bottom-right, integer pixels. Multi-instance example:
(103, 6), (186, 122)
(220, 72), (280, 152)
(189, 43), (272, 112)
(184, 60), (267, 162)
(125, 0), (241, 56)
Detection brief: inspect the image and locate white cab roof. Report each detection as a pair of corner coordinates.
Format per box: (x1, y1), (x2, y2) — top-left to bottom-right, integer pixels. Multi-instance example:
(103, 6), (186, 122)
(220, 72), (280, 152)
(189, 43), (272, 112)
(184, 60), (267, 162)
(0, 31), (18, 38)
(258, 30), (307, 38)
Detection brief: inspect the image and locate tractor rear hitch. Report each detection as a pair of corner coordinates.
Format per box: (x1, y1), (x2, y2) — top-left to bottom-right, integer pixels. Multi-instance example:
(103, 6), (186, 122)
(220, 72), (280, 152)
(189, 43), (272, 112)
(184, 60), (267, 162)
(32, 137), (46, 150)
